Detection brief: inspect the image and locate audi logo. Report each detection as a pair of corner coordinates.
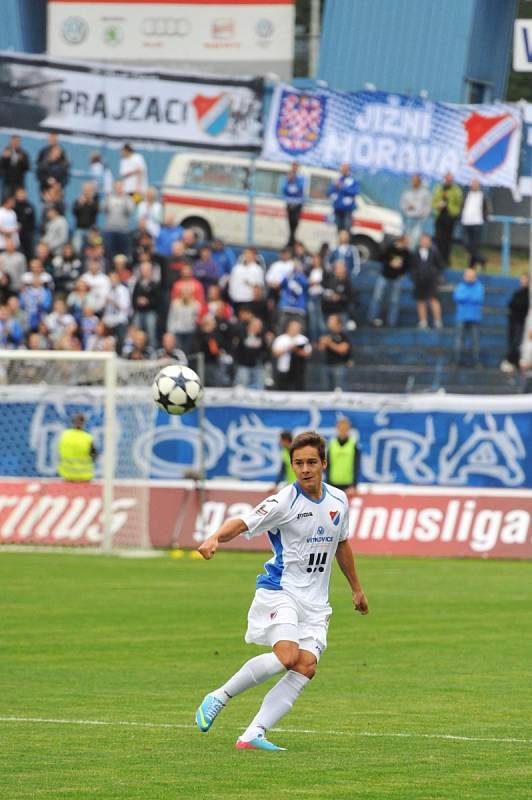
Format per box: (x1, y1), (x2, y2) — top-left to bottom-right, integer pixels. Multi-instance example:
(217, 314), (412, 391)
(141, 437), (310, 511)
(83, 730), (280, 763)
(142, 17), (191, 37)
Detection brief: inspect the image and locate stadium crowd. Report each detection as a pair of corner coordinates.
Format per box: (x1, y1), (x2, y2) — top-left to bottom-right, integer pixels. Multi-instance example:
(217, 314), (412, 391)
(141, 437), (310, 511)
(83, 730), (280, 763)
(0, 133), (529, 390)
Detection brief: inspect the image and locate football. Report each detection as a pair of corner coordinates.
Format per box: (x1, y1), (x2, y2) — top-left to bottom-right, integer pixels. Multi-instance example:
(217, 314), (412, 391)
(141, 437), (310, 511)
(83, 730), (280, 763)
(152, 365), (204, 415)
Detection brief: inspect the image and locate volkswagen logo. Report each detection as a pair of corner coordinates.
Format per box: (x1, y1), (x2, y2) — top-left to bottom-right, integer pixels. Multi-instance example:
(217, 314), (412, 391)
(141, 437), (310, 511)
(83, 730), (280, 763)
(142, 17), (191, 37)
(62, 16), (88, 45)
(256, 18), (274, 38)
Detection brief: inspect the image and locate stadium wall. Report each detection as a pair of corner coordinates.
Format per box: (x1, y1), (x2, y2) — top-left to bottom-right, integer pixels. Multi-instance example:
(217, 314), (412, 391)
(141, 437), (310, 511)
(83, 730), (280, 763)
(0, 478), (530, 559)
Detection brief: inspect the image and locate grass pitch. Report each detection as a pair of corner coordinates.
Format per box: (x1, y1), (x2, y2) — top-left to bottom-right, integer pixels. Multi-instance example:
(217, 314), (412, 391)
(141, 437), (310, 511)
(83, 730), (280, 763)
(0, 550), (531, 800)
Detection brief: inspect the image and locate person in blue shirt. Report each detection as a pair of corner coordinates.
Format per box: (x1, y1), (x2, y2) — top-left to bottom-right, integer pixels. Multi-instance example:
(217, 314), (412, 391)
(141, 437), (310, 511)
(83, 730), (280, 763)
(453, 267), (485, 367)
(327, 163), (358, 232)
(211, 238), (236, 279)
(328, 229), (361, 286)
(155, 213), (184, 258)
(278, 262), (309, 333)
(281, 162), (305, 247)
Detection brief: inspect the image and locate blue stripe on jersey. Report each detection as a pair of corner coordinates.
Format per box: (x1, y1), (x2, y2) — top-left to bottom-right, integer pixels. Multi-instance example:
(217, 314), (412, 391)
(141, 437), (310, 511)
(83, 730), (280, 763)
(256, 528), (284, 591)
(293, 482), (326, 504)
(325, 484), (347, 505)
(289, 484), (301, 508)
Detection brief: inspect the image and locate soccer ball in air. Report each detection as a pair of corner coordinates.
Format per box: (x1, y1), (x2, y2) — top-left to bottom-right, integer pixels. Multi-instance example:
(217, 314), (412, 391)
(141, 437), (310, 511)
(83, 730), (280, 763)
(152, 365), (204, 415)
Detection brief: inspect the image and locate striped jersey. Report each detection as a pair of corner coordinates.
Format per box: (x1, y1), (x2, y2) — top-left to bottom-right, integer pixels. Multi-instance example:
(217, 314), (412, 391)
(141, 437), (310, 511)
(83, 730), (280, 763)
(242, 482), (349, 610)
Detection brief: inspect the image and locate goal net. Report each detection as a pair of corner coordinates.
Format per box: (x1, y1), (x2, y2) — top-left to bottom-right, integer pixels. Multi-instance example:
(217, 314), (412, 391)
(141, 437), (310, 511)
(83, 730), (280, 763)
(0, 351), (165, 551)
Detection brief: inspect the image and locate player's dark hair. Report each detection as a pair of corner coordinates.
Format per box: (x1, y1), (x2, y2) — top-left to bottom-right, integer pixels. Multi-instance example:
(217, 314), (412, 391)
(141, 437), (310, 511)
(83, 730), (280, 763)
(289, 431), (326, 463)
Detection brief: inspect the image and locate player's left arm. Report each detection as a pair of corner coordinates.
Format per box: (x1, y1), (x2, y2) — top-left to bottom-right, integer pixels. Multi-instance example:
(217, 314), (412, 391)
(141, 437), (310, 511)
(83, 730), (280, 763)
(335, 539), (368, 615)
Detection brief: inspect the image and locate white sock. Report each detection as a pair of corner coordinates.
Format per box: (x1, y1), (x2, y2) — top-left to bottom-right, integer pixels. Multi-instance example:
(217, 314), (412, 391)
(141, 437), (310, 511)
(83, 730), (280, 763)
(212, 653), (285, 703)
(240, 670), (309, 741)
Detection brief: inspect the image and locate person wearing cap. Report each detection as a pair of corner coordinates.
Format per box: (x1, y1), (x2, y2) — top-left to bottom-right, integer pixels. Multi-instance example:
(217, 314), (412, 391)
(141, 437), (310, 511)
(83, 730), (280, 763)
(57, 413), (98, 482)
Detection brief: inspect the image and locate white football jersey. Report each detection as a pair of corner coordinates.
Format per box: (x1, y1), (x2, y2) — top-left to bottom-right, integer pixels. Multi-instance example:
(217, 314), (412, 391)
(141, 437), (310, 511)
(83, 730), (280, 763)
(242, 482), (349, 610)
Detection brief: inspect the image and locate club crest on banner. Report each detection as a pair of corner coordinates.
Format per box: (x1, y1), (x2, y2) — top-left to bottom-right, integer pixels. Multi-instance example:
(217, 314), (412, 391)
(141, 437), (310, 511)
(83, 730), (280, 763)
(463, 112), (518, 174)
(276, 89), (326, 156)
(192, 93), (231, 137)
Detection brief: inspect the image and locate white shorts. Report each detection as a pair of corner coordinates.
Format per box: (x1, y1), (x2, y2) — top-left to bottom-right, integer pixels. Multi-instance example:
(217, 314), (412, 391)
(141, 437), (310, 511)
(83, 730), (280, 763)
(245, 588), (330, 661)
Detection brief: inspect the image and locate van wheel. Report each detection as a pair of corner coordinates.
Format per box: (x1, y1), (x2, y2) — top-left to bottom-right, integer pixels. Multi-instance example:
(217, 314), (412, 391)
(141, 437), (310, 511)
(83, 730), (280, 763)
(353, 236), (379, 263)
(183, 218), (212, 243)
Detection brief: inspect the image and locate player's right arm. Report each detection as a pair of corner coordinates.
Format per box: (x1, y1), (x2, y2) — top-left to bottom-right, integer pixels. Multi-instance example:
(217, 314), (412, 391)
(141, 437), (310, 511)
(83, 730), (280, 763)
(197, 518), (248, 560)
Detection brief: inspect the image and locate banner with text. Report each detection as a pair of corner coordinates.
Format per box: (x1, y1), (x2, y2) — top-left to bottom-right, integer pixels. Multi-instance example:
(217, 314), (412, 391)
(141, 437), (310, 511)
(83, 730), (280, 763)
(1, 387), (531, 489)
(0, 51), (263, 149)
(0, 479), (530, 559)
(263, 84), (522, 188)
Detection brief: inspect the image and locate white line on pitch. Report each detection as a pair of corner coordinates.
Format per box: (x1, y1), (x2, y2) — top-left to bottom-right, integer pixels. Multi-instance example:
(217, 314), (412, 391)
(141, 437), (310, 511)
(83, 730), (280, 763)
(0, 716), (530, 745)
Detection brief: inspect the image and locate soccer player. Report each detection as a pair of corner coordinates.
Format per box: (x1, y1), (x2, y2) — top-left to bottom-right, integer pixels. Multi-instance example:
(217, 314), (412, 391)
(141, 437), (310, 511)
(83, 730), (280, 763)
(195, 430), (368, 751)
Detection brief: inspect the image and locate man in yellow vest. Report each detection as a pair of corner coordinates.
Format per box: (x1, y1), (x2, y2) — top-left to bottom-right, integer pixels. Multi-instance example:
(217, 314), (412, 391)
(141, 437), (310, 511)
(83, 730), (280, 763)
(327, 417), (360, 495)
(57, 413), (97, 482)
(274, 430), (296, 488)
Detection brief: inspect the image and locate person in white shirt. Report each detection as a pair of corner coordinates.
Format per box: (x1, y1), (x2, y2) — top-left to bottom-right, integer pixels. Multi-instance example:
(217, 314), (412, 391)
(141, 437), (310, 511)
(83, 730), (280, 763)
(265, 247), (295, 290)
(82, 258), (111, 314)
(194, 430), (368, 751)
(460, 179), (490, 269)
(119, 144), (148, 199)
(0, 196), (20, 251)
(228, 248), (264, 307)
(102, 271), (132, 353)
(272, 318), (312, 391)
(136, 186), (163, 238)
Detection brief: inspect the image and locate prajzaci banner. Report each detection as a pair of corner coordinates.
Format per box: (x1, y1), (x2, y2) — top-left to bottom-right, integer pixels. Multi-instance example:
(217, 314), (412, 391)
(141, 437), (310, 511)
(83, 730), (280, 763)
(263, 84), (523, 189)
(0, 51), (263, 149)
(0, 388), (531, 489)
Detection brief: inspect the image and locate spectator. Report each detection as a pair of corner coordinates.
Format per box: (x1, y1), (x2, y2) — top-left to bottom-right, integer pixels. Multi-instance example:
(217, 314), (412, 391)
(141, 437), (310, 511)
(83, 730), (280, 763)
(123, 327), (153, 360)
(0, 135), (30, 197)
(14, 187), (36, 262)
(37, 141), (70, 190)
(166, 239), (192, 289)
(155, 332), (187, 364)
(453, 267), (484, 367)
(40, 180), (65, 222)
(72, 182), (99, 255)
(410, 234), (444, 330)
(51, 242), (83, 294)
(318, 314), (352, 391)
(399, 174), (432, 247)
(206, 285), (232, 320)
(194, 245), (221, 293)
(0, 195), (19, 252)
(281, 162), (305, 246)
(247, 285), (269, 328)
(20, 276), (53, 330)
(82, 258), (111, 314)
(80, 306), (99, 349)
(265, 247), (295, 296)
(272, 318), (311, 391)
(42, 206), (69, 257)
(112, 254), (134, 287)
(293, 240), (313, 273)
(7, 296), (26, 332)
(368, 235), (411, 327)
(0, 265), (11, 305)
(89, 151), (113, 197)
(0, 303), (24, 348)
(182, 228), (200, 261)
(228, 248), (265, 310)
(155, 212), (184, 259)
(102, 181), (135, 262)
(0, 236), (26, 292)
(119, 143), (148, 201)
(278, 261), (309, 332)
(194, 314), (232, 386)
(22, 258), (53, 290)
(44, 298), (77, 347)
(432, 172), (463, 265)
(66, 278), (91, 325)
(328, 230), (361, 282)
(322, 260), (356, 328)
(131, 259), (161, 350)
(211, 238), (236, 283)
(34, 241), (53, 274)
(307, 252), (325, 343)
(171, 263), (205, 305)
(136, 186), (163, 238)
(327, 163), (358, 232)
(500, 274), (529, 373)
(327, 417), (360, 494)
(167, 282), (201, 353)
(85, 319), (113, 353)
(102, 271), (131, 353)
(460, 179), (491, 269)
(233, 315), (268, 389)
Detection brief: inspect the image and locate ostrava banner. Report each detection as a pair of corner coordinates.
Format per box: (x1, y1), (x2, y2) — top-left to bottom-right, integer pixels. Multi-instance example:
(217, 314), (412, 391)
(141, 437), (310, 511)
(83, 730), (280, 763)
(0, 51), (263, 149)
(0, 479), (530, 559)
(263, 84), (522, 188)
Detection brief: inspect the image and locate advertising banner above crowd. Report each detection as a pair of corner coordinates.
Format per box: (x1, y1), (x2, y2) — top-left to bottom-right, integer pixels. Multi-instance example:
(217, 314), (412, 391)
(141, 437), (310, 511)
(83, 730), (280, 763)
(1, 387), (531, 490)
(0, 479), (530, 560)
(0, 51), (263, 149)
(47, 0), (295, 79)
(263, 84), (523, 189)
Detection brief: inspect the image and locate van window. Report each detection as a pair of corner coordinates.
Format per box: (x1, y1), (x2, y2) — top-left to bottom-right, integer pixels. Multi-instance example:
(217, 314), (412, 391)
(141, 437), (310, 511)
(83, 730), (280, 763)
(184, 161), (248, 191)
(254, 168), (285, 197)
(309, 174), (331, 201)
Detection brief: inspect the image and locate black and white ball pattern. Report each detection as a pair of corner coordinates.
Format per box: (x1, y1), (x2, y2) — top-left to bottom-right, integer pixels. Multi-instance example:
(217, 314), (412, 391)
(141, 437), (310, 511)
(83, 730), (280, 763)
(152, 365), (204, 415)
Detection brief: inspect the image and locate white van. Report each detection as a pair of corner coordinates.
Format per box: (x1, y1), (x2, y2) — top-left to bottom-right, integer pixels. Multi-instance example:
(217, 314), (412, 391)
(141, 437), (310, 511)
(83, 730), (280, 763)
(161, 153), (403, 260)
